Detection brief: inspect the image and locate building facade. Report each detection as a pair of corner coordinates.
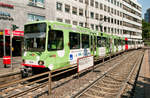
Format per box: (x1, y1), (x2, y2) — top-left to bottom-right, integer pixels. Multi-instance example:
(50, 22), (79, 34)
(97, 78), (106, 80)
(0, 0), (142, 57)
(54, 0), (142, 39)
(144, 8), (150, 23)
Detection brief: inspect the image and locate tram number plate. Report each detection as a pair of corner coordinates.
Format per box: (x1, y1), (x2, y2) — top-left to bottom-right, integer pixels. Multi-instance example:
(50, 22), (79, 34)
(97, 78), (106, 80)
(26, 60), (35, 64)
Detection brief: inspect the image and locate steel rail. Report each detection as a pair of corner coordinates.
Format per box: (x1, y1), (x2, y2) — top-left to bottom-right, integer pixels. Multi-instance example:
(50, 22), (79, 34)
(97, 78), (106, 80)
(50, 51), (130, 91)
(0, 71), (20, 78)
(0, 71), (49, 89)
(4, 78), (49, 97)
(0, 50), (136, 97)
(71, 51), (137, 98)
(1, 76), (49, 95)
(116, 51), (144, 98)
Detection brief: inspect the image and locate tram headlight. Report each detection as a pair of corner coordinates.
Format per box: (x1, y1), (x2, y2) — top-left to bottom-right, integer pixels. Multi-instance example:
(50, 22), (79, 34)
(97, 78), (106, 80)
(38, 60), (44, 65)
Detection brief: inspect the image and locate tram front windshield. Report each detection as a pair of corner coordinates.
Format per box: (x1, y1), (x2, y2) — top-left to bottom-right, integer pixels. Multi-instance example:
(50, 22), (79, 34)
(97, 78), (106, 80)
(24, 23), (46, 52)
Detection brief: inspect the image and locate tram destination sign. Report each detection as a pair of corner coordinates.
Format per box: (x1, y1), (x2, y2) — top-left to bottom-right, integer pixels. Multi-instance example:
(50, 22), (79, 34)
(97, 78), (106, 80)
(77, 56), (94, 72)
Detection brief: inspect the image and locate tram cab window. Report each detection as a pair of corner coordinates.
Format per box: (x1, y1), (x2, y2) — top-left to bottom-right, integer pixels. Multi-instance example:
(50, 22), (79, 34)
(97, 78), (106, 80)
(48, 30), (63, 50)
(82, 34), (89, 48)
(69, 32), (80, 49)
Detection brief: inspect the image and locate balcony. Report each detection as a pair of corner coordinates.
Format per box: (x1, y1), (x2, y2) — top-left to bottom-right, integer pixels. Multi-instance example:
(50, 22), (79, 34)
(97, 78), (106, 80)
(28, 1), (45, 8)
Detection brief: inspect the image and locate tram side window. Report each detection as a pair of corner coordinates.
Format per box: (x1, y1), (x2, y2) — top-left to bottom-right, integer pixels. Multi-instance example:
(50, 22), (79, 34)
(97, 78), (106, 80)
(97, 37), (106, 47)
(69, 32), (80, 49)
(114, 39), (118, 46)
(48, 30), (63, 50)
(97, 36), (101, 47)
(118, 39), (121, 45)
(123, 40), (125, 45)
(82, 34), (89, 48)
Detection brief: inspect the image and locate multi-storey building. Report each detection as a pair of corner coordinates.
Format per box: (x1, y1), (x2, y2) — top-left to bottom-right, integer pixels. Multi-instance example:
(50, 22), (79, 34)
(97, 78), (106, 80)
(0, 0), (142, 56)
(144, 8), (150, 23)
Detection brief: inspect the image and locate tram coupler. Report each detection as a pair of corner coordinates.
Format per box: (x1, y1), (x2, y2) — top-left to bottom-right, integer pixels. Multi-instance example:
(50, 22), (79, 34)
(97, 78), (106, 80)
(21, 66), (32, 78)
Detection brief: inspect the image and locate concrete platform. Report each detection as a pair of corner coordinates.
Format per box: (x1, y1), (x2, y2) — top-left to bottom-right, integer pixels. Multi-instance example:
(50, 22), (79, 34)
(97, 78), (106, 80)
(134, 50), (150, 98)
(0, 57), (22, 75)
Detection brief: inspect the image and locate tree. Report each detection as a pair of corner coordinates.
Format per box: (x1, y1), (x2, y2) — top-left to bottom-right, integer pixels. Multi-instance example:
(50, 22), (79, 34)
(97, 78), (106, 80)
(142, 20), (150, 39)
(142, 20), (150, 46)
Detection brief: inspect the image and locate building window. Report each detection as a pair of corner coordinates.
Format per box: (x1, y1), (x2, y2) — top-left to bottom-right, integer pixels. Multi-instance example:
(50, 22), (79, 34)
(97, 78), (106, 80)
(111, 18), (113, 23)
(114, 9), (116, 15)
(100, 3), (103, 10)
(108, 17), (110, 22)
(73, 21), (78, 25)
(117, 2), (119, 6)
(65, 19), (70, 24)
(111, 28), (113, 33)
(56, 2), (62, 11)
(111, 8), (113, 14)
(108, 6), (110, 12)
(57, 18), (63, 22)
(114, 0), (116, 5)
(114, 19), (116, 24)
(90, 12), (94, 19)
(79, 8), (83, 16)
(95, 1), (98, 8)
(104, 27), (107, 32)
(65, 4), (70, 13)
(91, 24), (94, 30)
(79, 22), (84, 27)
(104, 16), (107, 22)
(79, 0), (83, 3)
(72, 7), (77, 15)
(104, 5), (107, 12)
(117, 20), (120, 25)
(111, 0), (113, 4)
(28, 14), (45, 21)
(90, 0), (94, 7)
(28, 0), (45, 8)
(108, 27), (110, 33)
(85, 0), (89, 5)
(96, 25), (99, 31)
(100, 14), (103, 20)
(117, 10), (119, 16)
(120, 21), (122, 25)
(95, 13), (99, 20)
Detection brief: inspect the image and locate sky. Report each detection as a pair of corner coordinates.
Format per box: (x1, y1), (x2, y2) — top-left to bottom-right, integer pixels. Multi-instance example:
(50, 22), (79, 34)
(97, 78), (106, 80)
(137, 0), (150, 18)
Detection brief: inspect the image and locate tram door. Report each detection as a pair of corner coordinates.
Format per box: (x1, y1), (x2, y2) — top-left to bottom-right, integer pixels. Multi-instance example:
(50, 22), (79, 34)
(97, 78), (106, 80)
(90, 34), (97, 56)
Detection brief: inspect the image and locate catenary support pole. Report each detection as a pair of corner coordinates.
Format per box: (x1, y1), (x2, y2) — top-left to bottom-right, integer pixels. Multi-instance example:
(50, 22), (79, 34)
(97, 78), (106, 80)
(3, 29), (6, 68)
(10, 30), (13, 70)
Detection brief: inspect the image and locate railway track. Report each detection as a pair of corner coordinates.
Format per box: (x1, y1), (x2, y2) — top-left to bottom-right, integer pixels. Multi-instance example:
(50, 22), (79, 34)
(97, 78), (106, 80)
(0, 50), (144, 98)
(71, 50), (144, 98)
(0, 71), (21, 85)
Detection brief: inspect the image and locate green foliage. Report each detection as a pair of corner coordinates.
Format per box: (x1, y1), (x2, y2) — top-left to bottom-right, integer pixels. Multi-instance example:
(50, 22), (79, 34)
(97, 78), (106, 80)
(142, 20), (150, 40)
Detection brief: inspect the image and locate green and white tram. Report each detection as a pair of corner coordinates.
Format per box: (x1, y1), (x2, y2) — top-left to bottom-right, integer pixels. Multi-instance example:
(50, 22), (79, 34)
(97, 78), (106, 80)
(21, 21), (125, 76)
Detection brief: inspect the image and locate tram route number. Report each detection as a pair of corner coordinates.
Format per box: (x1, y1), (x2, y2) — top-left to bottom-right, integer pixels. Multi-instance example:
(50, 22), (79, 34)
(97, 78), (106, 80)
(77, 56), (94, 72)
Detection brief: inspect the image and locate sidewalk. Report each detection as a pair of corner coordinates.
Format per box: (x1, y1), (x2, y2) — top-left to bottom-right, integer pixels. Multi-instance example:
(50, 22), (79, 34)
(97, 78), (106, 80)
(0, 56), (22, 75)
(134, 49), (150, 98)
